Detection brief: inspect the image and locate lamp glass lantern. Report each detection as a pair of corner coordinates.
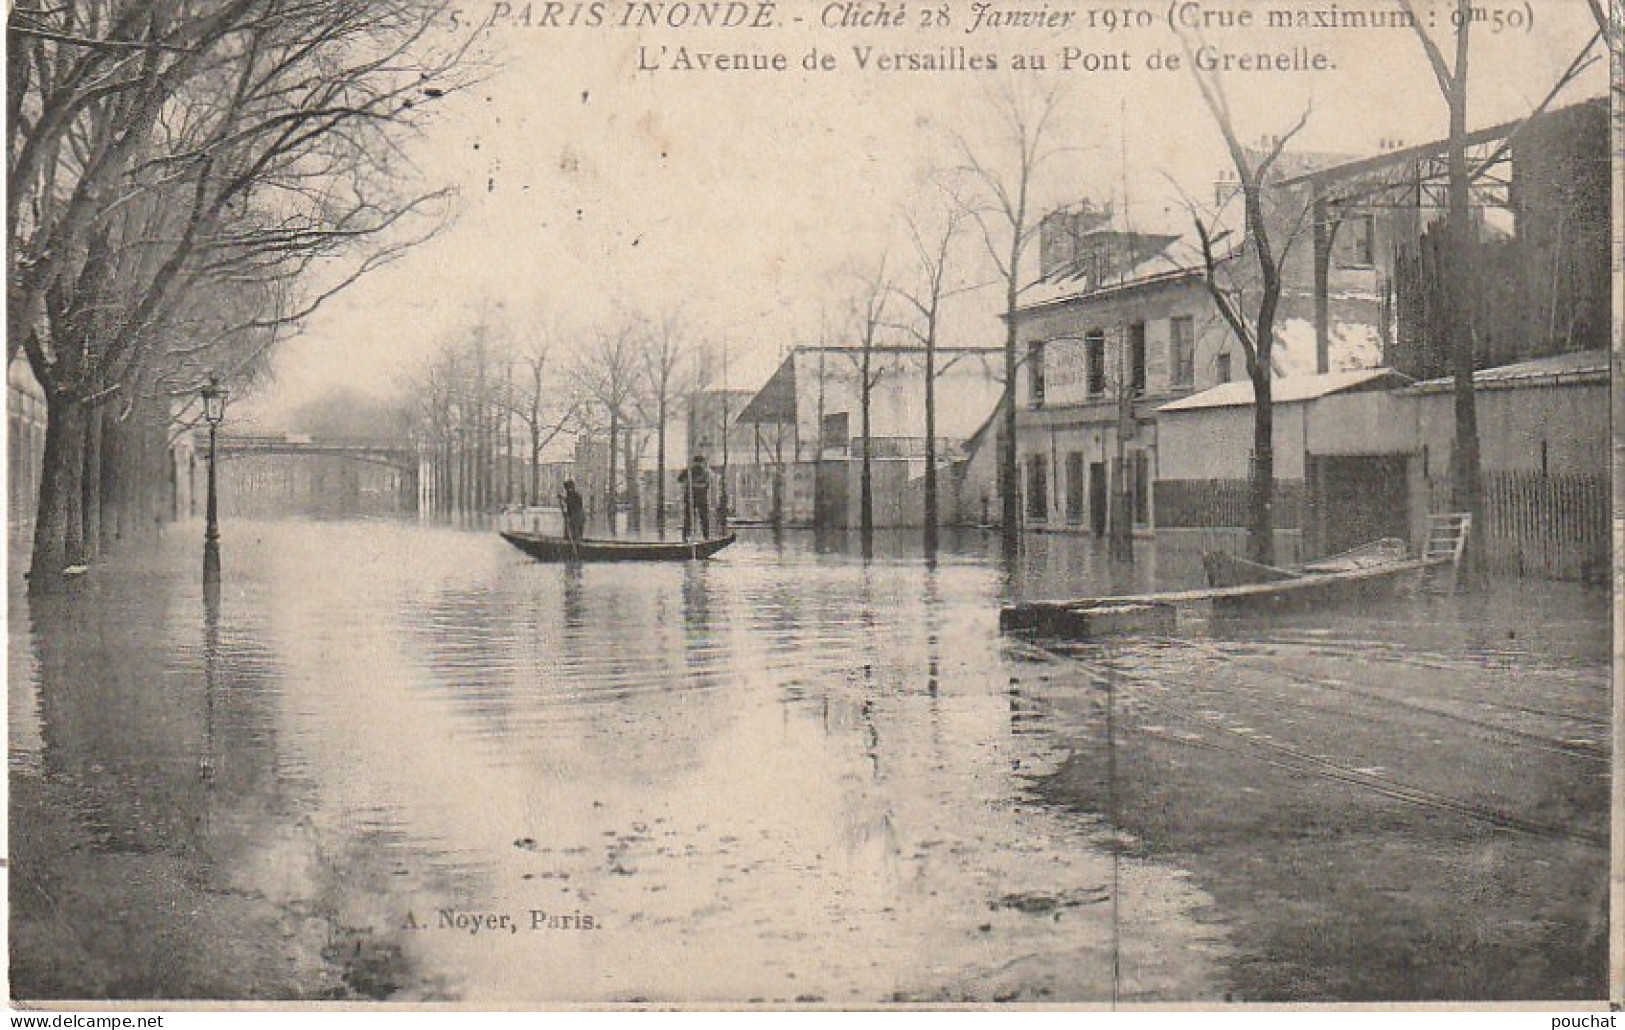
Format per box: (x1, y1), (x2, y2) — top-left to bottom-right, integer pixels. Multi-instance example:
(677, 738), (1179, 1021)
(202, 379), (228, 426)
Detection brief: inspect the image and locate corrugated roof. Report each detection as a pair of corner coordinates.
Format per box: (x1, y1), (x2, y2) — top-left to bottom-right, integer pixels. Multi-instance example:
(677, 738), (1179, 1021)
(1407, 349), (1609, 393)
(1158, 367), (1406, 412)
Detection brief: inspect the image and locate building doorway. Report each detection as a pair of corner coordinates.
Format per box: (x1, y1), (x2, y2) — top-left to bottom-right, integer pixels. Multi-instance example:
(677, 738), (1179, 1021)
(1026, 453), (1049, 521)
(1089, 461), (1108, 536)
(814, 460), (848, 530)
(1315, 453), (1411, 556)
(1065, 452), (1085, 525)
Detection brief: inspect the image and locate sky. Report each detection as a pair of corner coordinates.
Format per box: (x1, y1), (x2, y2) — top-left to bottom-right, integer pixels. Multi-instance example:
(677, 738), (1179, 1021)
(235, 0), (1609, 431)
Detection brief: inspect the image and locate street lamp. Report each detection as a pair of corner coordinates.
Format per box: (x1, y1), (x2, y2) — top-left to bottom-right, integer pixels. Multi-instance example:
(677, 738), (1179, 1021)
(201, 376), (228, 585)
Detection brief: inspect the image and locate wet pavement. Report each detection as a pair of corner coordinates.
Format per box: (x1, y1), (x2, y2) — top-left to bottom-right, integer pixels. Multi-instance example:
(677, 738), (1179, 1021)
(7, 519), (1610, 1003)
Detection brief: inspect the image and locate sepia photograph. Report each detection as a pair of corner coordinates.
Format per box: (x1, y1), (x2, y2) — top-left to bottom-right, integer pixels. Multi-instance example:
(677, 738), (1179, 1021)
(5, 0), (1619, 1011)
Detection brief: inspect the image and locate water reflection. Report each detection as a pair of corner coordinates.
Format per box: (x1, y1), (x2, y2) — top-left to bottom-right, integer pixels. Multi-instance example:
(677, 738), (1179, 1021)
(9, 519), (1608, 1003)
(561, 565), (586, 632)
(10, 557), (346, 999)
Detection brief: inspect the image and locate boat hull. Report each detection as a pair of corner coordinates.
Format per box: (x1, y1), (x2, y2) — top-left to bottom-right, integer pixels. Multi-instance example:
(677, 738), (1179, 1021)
(500, 531), (737, 563)
(1002, 554), (1448, 638)
(1208, 558), (1433, 613)
(1202, 551), (1300, 588)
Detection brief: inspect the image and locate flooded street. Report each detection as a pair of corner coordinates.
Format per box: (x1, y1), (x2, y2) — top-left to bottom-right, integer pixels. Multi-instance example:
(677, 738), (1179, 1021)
(8, 518), (1609, 1003)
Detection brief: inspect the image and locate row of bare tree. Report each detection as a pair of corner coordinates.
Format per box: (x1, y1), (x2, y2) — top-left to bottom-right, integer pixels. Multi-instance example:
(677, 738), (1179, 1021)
(14, 1), (1603, 582)
(8, 0), (469, 590)
(407, 308), (738, 537)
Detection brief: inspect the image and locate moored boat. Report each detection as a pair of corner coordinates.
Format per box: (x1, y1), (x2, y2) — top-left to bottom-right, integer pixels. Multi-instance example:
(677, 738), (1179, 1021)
(1201, 551), (1300, 589)
(500, 530), (737, 563)
(1003, 530), (1464, 639)
(1203, 537), (1412, 588)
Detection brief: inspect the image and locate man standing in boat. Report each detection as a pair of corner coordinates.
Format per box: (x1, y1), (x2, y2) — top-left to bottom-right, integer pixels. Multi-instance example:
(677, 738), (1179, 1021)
(560, 480), (587, 542)
(677, 454), (711, 540)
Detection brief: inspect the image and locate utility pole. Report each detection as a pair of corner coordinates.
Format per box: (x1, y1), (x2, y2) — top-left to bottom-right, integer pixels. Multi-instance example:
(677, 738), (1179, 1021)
(718, 340), (731, 532)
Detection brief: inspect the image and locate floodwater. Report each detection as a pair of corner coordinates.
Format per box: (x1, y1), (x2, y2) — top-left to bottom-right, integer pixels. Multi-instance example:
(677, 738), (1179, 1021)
(7, 519), (1611, 1003)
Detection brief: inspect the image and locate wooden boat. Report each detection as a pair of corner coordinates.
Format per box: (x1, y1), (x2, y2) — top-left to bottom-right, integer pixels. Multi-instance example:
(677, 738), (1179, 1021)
(1198, 537), (1441, 612)
(1202, 537), (1411, 588)
(1201, 551), (1300, 589)
(1003, 531), (1463, 639)
(500, 530), (737, 563)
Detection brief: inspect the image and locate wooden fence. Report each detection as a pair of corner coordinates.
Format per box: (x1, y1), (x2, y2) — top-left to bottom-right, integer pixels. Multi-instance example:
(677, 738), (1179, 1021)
(1154, 478), (1306, 532)
(1481, 471), (1608, 582)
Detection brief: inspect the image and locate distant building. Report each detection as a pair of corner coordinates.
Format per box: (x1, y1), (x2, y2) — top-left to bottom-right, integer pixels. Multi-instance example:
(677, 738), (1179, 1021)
(731, 344), (1004, 527)
(1147, 96), (1611, 578)
(1276, 97), (1610, 377)
(8, 357), (47, 541)
(1005, 95), (1609, 569)
(1156, 368), (1410, 564)
(8, 356), (194, 546)
(1156, 351), (1608, 581)
(1008, 199), (1253, 538)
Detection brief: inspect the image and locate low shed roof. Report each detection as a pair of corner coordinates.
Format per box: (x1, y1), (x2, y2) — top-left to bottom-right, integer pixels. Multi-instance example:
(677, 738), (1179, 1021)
(1406, 350), (1608, 394)
(1158, 368), (1406, 413)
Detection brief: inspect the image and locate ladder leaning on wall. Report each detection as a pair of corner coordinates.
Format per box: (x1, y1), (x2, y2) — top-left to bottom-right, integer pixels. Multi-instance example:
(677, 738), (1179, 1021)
(1422, 512), (1472, 593)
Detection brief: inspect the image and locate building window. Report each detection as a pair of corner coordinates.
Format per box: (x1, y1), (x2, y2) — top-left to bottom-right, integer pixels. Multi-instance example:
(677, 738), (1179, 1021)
(1026, 453), (1048, 520)
(1170, 315), (1195, 388)
(1028, 339), (1046, 408)
(1216, 352), (1232, 383)
(1129, 322), (1147, 396)
(1086, 330), (1106, 395)
(821, 411), (849, 454)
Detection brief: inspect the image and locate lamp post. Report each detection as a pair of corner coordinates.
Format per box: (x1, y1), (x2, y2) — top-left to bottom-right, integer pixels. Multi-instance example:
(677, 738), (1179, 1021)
(201, 377), (228, 585)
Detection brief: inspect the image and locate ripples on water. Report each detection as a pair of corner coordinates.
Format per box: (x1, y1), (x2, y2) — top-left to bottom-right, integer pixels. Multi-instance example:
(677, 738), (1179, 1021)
(8, 519), (1609, 1002)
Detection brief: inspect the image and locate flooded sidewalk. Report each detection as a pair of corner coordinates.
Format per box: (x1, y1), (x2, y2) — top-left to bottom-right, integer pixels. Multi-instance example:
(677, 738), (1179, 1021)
(7, 520), (1609, 1003)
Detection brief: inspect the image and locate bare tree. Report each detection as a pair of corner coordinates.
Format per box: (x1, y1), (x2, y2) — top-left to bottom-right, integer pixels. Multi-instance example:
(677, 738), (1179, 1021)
(893, 202), (974, 559)
(951, 83), (1071, 562)
(638, 309), (689, 537)
(8, 0), (468, 588)
(500, 328), (577, 507)
(1394, 0), (1604, 582)
(1185, 40), (1313, 568)
(574, 324), (641, 536)
(838, 257), (892, 556)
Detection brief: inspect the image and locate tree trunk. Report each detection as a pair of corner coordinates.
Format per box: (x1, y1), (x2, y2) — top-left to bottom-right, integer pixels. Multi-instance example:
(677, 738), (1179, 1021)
(30, 395), (86, 590)
(143, 406), (168, 540)
(655, 396), (668, 537)
(606, 412), (619, 536)
(859, 357), (874, 553)
(1250, 372), (1276, 567)
(437, 437), (448, 513)
(504, 403), (514, 506)
(99, 405), (123, 549)
(1110, 344), (1135, 563)
(1000, 280), (1020, 561)
(771, 452), (784, 529)
(80, 402), (103, 561)
(625, 432), (640, 533)
(530, 423), (541, 509)
(924, 342), (938, 559)
(1445, 77), (1486, 584)
(464, 425), (475, 515)
(474, 401), (487, 513)
(1110, 461), (1135, 561)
